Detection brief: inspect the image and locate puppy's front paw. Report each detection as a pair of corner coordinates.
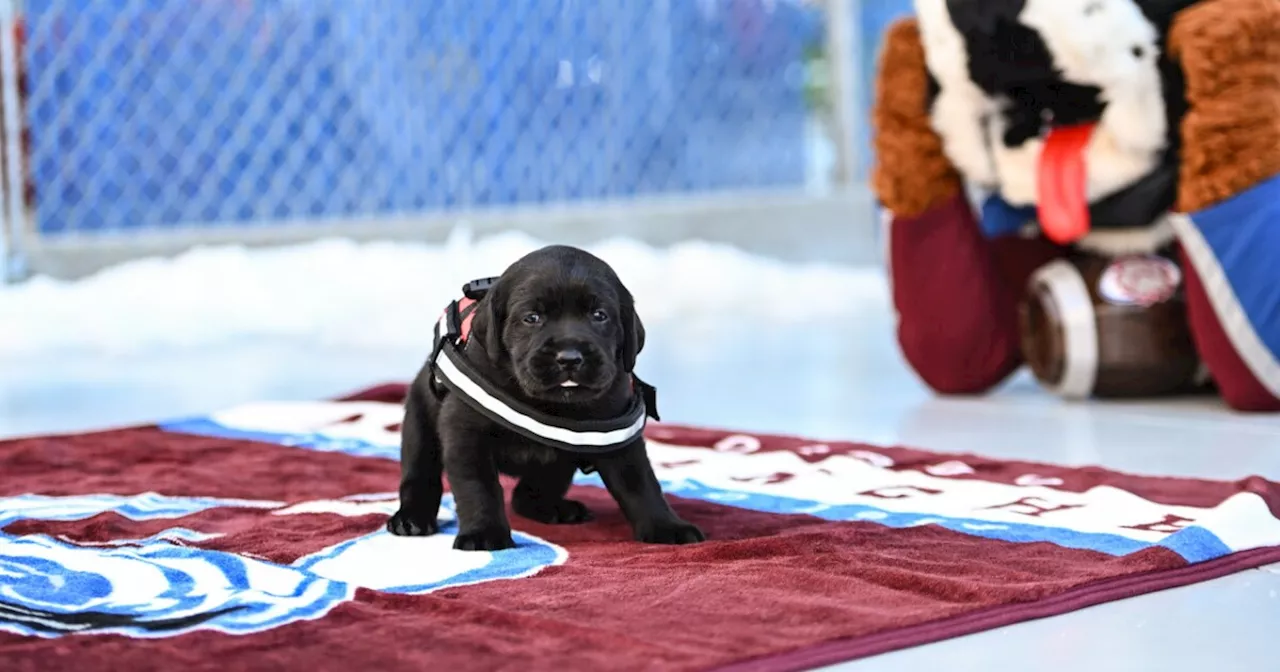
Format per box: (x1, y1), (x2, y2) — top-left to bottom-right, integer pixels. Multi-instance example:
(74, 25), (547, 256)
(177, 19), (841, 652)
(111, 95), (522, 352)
(635, 519), (705, 545)
(513, 497), (594, 525)
(453, 526), (516, 552)
(386, 510), (439, 537)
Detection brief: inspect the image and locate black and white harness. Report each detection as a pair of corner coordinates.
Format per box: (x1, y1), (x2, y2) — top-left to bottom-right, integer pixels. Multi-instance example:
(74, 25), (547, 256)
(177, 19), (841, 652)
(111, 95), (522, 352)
(426, 277), (659, 456)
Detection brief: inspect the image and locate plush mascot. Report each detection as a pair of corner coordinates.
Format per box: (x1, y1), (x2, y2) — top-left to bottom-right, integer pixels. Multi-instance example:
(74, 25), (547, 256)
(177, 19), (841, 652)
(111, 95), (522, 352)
(871, 0), (1280, 411)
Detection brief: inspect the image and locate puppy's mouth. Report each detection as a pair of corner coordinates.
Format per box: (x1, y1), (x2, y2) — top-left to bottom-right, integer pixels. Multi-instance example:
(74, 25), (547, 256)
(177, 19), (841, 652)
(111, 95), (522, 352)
(553, 378), (596, 394)
(544, 376), (602, 398)
(517, 357), (611, 399)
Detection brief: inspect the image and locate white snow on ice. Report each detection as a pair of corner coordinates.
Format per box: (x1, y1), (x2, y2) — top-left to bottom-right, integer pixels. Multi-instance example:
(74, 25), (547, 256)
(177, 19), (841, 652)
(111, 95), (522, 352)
(0, 230), (888, 357)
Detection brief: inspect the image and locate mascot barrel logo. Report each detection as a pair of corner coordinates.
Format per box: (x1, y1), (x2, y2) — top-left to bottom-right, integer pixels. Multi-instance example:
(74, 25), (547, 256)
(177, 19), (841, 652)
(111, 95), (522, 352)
(1097, 254), (1183, 306)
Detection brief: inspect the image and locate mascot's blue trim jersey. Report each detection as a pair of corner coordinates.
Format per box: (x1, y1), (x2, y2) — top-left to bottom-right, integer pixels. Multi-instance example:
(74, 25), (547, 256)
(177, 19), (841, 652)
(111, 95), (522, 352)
(978, 194), (1035, 239)
(1173, 174), (1280, 399)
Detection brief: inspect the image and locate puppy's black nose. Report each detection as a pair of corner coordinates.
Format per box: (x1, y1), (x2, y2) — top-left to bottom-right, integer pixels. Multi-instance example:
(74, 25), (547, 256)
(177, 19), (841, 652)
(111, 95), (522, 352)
(555, 348), (584, 370)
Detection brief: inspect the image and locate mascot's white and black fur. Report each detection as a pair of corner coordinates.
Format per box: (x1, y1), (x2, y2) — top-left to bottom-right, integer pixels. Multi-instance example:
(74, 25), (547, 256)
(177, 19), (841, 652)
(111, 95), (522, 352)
(915, 0), (1201, 253)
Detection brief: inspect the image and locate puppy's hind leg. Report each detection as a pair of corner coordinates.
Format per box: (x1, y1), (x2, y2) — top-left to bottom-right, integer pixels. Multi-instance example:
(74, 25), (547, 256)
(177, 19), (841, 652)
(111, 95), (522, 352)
(512, 459), (593, 524)
(387, 382), (444, 537)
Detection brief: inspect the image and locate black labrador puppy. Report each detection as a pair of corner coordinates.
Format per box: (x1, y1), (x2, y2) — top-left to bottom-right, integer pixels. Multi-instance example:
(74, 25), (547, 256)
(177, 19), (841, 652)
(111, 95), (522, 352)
(387, 245), (705, 551)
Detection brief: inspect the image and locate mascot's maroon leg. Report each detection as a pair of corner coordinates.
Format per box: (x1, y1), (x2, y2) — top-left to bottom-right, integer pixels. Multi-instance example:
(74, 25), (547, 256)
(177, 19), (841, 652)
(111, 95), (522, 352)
(1179, 251), (1280, 411)
(888, 193), (1063, 394)
(873, 19), (1065, 395)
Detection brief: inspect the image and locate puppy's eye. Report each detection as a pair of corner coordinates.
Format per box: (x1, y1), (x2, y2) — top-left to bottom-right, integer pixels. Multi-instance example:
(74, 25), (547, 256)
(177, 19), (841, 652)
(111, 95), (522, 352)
(522, 312), (543, 325)
(590, 309), (609, 323)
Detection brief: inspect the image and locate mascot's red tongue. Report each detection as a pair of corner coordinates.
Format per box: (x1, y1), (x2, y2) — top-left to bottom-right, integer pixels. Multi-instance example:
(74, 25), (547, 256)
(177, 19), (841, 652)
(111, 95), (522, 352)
(1037, 123), (1096, 244)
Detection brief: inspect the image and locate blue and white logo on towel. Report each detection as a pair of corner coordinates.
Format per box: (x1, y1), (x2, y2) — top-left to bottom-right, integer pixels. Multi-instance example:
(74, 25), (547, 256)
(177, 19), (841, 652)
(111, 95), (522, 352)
(0, 492), (565, 639)
(160, 400), (1273, 564)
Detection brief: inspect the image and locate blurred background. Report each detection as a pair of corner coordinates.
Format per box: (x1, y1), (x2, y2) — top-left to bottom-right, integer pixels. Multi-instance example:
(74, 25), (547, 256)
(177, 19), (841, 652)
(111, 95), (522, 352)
(2, 0), (1278, 467)
(1, 0), (914, 276)
(0, 0), (933, 441)
(2, 2), (1279, 668)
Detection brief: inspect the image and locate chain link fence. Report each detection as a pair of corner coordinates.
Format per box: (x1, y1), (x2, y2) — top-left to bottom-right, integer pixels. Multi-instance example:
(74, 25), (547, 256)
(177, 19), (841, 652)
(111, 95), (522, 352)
(2, 0), (907, 280)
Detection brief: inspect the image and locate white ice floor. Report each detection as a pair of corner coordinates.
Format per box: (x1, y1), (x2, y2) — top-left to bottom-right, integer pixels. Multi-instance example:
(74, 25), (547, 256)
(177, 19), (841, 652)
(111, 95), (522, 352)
(2, 234), (1279, 671)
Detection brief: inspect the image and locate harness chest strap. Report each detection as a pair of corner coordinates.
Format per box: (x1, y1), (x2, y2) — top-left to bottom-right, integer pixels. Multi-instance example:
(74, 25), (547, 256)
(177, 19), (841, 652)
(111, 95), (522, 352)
(426, 279), (659, 455)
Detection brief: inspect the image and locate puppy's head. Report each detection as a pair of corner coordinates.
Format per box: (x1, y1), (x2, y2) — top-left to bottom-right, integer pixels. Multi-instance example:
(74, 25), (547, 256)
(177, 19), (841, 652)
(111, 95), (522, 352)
(475, 245), (645, 404)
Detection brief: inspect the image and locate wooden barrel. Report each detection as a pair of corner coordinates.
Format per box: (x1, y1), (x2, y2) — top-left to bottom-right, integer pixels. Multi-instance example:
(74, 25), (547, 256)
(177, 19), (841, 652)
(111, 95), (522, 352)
(1018, 252), (1201, 399)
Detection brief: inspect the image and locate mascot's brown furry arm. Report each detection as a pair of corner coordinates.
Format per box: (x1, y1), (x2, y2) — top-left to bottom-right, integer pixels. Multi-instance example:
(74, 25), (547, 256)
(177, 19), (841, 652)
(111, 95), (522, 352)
(870, 0), (1280, 411)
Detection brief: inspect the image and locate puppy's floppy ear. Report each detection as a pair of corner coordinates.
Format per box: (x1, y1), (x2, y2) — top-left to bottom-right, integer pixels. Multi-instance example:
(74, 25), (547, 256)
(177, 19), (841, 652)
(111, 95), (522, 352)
(472, 277), (509, 363)
(619, 290), (646, 373)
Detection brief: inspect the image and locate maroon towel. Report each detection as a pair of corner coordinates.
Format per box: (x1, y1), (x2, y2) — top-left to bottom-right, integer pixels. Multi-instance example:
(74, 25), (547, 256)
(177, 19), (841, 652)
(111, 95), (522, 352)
(2, 384), (1278, 671)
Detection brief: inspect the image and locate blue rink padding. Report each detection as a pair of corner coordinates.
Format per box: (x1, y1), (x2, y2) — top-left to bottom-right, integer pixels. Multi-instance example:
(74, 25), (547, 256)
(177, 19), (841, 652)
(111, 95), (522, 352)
(25, 0), (821, 235)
